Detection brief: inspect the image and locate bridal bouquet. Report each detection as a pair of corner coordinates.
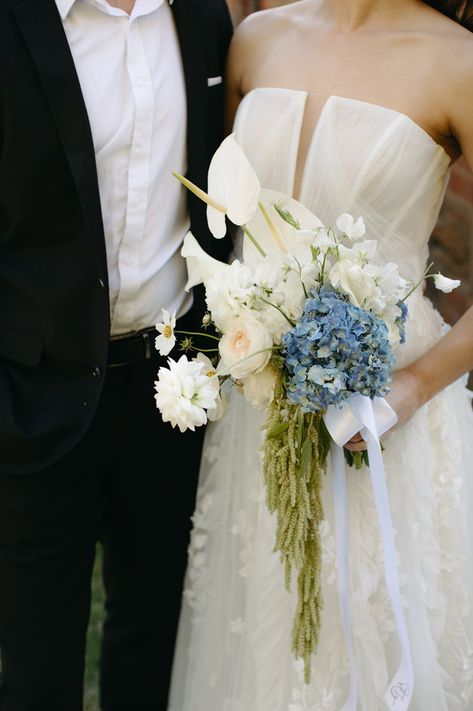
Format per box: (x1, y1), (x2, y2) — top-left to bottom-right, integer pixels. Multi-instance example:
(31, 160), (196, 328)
(153, 134), (460, 683)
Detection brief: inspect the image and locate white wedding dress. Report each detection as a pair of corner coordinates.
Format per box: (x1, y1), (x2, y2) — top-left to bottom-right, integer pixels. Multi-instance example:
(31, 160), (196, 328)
(168, 88), (473, 711)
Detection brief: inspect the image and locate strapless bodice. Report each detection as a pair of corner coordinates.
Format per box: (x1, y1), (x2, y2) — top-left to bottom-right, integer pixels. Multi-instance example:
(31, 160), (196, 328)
(233, 87), (451, 284)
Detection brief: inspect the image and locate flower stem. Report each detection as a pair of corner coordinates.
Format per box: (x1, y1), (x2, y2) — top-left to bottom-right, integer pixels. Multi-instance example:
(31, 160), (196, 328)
(241, 225), (266, 257)
(175, 329), (220, 341)
(401, 261), (434, 302)
(216, 346), (279, 377)
(258, 201), (288, 252)
(173, 172), (226, 213)
(260, 297), (296, 328)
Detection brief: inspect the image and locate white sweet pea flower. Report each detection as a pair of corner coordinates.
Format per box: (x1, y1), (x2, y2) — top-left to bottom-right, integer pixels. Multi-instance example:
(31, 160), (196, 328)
(181, 231), (230, 291)
(338, 240), (378, 267)
(242, 364), (278, 409)
(328, 260), (375, 308)
(219, 317), (273, 379)
(154, 309), (176, 356)
(154, 354), (220, 432)
(205, 260), (256, 331)
(336, 213), (366, 241)
(432, 272), (461, 293)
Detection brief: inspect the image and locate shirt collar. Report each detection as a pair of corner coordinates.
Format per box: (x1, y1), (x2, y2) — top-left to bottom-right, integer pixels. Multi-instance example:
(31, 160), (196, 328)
(55, 0), (169, 20)
(55, 0), (76, 20)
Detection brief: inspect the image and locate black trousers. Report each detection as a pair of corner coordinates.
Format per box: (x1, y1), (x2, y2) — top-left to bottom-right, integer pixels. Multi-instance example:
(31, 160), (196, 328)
(0, 318), (205, 710)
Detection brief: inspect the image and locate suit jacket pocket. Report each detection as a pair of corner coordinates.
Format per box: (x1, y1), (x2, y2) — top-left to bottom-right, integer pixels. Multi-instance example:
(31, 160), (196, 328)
(0, 323), (43, 367)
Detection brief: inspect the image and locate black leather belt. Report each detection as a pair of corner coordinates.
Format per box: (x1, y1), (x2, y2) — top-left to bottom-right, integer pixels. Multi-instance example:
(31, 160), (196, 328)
(107, 326), (158, 368)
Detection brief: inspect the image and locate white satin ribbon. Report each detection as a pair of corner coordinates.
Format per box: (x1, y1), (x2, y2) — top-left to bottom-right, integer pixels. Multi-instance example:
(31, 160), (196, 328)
(323, 393), (414, 711)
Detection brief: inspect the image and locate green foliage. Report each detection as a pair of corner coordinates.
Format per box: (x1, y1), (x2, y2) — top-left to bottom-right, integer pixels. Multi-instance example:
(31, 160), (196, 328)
(263, 398), (328, 683)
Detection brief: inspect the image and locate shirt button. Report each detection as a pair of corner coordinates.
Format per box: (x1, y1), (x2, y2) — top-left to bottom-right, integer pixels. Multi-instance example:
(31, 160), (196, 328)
(92, 365), (103, 380)
(136, 76), (146, 87)
(98, 278), (106, 290)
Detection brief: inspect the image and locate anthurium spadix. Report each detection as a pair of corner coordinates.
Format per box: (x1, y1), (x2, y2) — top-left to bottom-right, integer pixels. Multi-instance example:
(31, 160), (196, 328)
(243, 188), (325, 267)
(180, 231), (230, 290)
(174, 133), (261, 239)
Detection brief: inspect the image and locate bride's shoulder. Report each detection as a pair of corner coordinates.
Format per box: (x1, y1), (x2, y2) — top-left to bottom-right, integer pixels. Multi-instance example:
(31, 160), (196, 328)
(421, 9), (473, 164)
(230, 0), (315, 53)
(227, 1), (316, 93)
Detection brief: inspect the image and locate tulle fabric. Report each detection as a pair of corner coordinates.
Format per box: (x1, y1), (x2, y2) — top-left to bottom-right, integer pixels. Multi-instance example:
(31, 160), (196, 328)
(168, 89), (473, 711)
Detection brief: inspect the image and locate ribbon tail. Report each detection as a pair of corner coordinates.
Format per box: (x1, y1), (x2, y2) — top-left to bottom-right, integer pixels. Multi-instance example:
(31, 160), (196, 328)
(364, 430), (414, 711)
(332, 444), (358, 711)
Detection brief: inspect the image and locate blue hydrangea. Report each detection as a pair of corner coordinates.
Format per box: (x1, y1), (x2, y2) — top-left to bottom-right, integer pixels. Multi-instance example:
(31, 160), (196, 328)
(282, 286), (396, 413)
(395, 299), (408, 344)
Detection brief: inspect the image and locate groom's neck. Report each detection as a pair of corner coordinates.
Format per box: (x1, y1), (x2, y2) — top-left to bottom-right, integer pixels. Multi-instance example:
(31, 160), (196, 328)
(106, 0), (136, 14)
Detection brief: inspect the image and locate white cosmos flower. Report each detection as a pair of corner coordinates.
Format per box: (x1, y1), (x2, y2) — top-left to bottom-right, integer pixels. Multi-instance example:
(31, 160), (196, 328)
(154, 354), (220, 433)
(181, 231), (230, 291)
(206, 133), (261, 238)
(219, 317), (273, 379)
(194, 353), (226, 422)
(432, 272), (461, 293)
(154, 309), (176, 356)
(336, 213), (366, 241)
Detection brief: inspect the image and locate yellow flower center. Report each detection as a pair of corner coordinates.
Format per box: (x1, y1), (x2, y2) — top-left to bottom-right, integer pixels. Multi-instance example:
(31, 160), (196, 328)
(163, 325), (173, 338)
(206, 370), (216, 378)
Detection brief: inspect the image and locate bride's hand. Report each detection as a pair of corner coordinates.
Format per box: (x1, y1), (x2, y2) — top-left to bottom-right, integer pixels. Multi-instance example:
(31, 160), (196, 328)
(343, 367), (425, 452)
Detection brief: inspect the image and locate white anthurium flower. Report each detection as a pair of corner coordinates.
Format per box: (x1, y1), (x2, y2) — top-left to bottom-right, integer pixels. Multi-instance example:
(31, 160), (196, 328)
(154, 309), (177, 356)
(336, 213), (366, 241)
(154, 354), (220, 432)
(173, 134), (260, 239)
(218, 316), (273, 380)
(206, 133), (261, 238)
(432, 272), (461, 293)
(243, 188), (325, 267)
(242, 364), (278, 409)
(181, 231), (230, 291)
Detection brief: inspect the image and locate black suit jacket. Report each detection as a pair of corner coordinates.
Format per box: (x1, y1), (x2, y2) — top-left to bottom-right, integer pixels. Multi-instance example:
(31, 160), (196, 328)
(0, 0), (233, 475)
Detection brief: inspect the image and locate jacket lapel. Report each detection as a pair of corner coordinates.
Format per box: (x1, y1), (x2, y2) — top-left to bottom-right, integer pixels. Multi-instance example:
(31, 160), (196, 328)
(170, 0), (208, 186)
(9, 0), (106, 255)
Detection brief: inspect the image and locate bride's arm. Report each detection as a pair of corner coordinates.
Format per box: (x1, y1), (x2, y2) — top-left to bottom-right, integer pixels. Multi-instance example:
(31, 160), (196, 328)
(346, 52), (473, 452)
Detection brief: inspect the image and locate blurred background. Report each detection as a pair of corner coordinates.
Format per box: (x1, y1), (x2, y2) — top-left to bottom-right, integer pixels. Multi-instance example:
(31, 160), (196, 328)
(227, 0), (473, 331)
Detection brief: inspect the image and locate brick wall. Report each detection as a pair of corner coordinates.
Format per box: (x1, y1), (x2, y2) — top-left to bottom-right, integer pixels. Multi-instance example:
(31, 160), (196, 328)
(227, 0), (473, 332)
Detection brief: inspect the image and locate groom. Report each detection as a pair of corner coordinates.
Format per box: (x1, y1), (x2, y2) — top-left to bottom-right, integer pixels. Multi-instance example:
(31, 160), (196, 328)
(0, 0), (232, 709)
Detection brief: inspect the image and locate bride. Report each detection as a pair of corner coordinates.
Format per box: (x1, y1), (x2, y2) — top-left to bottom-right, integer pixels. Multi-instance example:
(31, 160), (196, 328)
(168, 1), (473, 709)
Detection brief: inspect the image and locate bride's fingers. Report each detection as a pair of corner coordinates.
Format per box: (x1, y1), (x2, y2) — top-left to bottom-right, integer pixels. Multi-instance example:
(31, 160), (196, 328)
(344, 434), (367, 452)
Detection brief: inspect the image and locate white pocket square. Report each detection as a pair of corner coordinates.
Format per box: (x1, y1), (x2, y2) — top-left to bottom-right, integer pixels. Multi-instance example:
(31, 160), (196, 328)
(207, 76), (223, 87)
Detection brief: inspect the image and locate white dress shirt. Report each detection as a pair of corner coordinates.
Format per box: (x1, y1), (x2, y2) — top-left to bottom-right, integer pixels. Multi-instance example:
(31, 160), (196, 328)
(55, 0), (191, 336)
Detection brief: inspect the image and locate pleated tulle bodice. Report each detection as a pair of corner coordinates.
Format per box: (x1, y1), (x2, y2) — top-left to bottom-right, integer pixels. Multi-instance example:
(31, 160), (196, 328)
(233, 88), (451, 285)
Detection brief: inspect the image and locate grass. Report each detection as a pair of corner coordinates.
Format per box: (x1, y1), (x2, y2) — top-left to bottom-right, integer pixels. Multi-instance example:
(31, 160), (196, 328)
(84, 544), (105, 711)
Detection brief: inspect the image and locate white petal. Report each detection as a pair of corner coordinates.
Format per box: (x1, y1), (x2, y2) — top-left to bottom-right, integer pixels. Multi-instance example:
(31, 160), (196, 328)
(336, 213), (354, 235)
(206, 205), (228, 240)
(432, 272), (461, 293)
(181, 231), (230, 290)
(243, 188), (324, 266)
(207, 133), (260, 233)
